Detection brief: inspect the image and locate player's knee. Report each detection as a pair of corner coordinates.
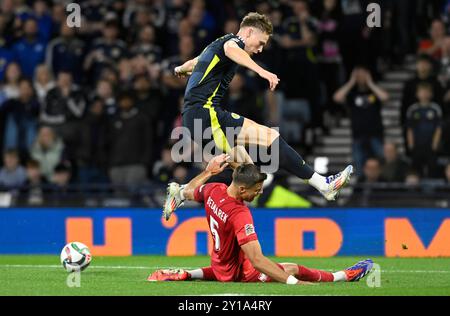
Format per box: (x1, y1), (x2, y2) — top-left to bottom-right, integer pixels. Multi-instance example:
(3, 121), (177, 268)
(268, 128), (280, 146)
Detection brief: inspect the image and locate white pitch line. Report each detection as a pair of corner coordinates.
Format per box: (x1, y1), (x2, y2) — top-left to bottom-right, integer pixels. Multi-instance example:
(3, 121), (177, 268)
(0, 264), (198, 270)
(0, 264), (450, 274)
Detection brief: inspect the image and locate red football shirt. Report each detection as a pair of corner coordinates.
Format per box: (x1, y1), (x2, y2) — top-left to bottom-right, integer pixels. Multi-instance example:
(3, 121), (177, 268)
(194, 182), (258, 282)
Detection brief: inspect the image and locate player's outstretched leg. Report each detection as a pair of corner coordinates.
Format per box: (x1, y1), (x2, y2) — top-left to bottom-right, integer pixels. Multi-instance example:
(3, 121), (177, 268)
(270, 136), (353, 201)
(238, 119), (353, 201)
(280, 259), (373, 282)
(162, 182), (185, 220)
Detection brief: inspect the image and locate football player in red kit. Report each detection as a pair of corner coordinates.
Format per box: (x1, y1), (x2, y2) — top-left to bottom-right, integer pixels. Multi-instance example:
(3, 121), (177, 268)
(148, 154), (373, 284)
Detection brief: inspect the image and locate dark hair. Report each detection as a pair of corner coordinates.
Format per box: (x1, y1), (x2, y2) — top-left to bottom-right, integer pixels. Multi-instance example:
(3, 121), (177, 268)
(417, 53), (433, 64)
(54, 161), (72, 173)
(416, 82), (433, 92)
(4, 148), (19, 157)
(117, 90), (134, 102)
(232, 164), (267, 188)
(26, 159), (40, 168)
(240, 12), (273, 35)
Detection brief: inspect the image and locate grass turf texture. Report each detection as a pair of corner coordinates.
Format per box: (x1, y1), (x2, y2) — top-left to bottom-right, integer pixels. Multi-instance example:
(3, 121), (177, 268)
(1, 256), (450, 296)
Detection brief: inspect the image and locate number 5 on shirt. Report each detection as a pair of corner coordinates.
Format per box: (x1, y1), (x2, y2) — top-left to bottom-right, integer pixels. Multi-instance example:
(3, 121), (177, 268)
(210, 216), (220, 251)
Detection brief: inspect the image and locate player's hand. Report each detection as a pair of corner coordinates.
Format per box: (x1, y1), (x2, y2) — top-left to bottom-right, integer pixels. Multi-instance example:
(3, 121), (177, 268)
(206, 154), (230, 175)
(174, 66), (191, 78)
(258, 69), (280, 91)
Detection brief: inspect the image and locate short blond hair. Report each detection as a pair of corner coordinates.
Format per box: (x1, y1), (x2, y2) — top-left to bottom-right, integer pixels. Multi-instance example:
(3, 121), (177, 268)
(240, 12), (273, 35)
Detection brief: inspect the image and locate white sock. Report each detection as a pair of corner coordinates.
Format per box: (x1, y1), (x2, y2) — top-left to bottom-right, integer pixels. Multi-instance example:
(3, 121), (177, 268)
(332, 271), (347, 282)
(308, 172), (328, 191)
(188, 269), (204, 279)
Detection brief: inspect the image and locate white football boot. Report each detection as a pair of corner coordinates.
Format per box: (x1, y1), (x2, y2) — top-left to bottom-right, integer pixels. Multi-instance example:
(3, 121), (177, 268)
(162, 182), (185, 221)
(320, 165), (353, 201)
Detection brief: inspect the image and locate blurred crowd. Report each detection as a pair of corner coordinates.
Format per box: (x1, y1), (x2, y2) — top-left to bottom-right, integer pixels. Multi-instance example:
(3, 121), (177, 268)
(1, 0), (450, 199)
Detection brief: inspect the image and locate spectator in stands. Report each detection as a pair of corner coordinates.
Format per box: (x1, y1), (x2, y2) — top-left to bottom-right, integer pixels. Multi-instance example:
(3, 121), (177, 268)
(401, 54), (443, 129)
(279, 0), (319, 140)
(406, 82), (443, 178)
(333, 66), (389, 176)
(316, 0), (344, 129)
(381, 142), (410, 183)
(30, 0), (53, 44)
(381, 142), (409, 182)
(106, 91), (150, 187)
(0, 37), (15, 82)
(133, 74), (163, 164)
(161, 35), (195, 138)
(0, 149), (27, 190)
(126, 7), (154, 44)
(224, 72), (262, 123)
(418, 19), (447, 61)
(30, 126), (64, 181)
(163, 0), (190, 56)
(405, 169), (421, 186)
(21, 159), (47, 205)
(51, 161), (72, 189)
(83, 19), (127, 85)
(41, 71), (86, 148)
(75, 97), (109, 185)
(358, 158), (385, 184)
(152, 145), (176, 184)
(92, 79), (117, 116)
(12, 18), (46, 78)
(45, 23), (86, 84)
(186, 0), (216, 53)
(130, 24), (163, 65)
(2, 78), (39, 154)
(1, 62), (22, 101)
(33, 64), (55, 104)
(172, 164), (190, 184)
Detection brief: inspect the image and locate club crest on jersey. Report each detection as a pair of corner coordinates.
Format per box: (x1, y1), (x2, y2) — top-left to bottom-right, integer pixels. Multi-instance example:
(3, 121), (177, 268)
(245, 224), (255, 236)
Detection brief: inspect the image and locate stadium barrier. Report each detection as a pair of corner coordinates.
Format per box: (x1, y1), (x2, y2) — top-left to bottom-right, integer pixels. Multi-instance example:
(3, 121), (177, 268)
(1, 208), (450, 257)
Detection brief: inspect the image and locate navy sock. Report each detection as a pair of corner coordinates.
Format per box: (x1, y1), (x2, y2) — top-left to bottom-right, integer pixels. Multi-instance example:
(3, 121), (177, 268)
(270, 136), (315, 180)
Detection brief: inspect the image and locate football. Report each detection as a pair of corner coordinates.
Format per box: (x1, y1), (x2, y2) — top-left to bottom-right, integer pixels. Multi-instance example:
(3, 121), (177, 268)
(60, 242), (92, 272)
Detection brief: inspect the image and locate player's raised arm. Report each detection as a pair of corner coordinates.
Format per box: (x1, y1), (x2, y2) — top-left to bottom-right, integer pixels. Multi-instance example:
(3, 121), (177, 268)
(224, 40), (279, 91)
(181, 154), (230, 201)
(174, 56), (199, 78)
(241, 240), (311, 285)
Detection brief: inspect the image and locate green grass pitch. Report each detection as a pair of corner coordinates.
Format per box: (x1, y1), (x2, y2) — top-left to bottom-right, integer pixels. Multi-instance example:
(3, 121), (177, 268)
(1, 255), (450, 296)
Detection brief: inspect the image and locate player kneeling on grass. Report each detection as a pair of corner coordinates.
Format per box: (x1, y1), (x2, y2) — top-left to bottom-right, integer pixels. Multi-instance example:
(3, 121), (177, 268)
(148, 154), (373, 284)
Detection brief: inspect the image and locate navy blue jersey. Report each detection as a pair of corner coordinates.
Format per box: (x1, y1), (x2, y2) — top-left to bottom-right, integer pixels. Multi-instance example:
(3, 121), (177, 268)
(183, 34), (245, 112)
(407, 102), (442, 146)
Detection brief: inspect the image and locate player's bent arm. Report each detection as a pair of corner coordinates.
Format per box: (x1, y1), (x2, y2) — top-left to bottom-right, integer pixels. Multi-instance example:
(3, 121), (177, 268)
(224, 40), (264, 74)
(182, 170), (215, 201)
(241, 240), (299, 284)
(182, 154), (230, 200)
(175, 56), (199, 77)
(224, 41), (279, 91)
